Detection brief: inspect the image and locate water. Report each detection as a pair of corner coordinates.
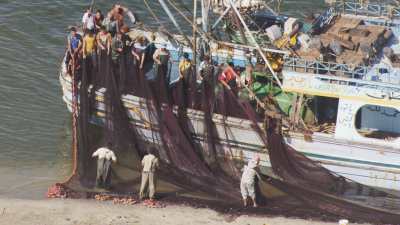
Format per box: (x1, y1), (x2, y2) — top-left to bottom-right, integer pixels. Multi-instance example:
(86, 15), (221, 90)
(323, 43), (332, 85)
(0, 0), (326, 199)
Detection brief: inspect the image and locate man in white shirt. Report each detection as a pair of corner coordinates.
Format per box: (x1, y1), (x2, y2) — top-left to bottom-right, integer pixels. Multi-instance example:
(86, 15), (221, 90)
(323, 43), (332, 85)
(139, 149), (159, 200)
(82, 9), (95, 32)
(240, 155), (261, 207)
(92, 146), (117, 189)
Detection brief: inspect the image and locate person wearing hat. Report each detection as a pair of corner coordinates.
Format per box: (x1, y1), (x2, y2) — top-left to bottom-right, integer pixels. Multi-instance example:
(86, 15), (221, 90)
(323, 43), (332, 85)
(240, 155), (261, 207)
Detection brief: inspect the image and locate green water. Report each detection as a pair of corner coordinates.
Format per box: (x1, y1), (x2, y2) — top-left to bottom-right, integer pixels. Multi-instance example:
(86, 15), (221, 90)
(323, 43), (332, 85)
(0, 0), (326, 199)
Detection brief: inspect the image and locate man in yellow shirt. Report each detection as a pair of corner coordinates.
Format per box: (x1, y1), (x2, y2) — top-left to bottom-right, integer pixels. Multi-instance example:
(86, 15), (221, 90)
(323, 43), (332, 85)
(82, 30), (97, 68)
(178, 53), (191, 80)
(178, 53), (193, 105)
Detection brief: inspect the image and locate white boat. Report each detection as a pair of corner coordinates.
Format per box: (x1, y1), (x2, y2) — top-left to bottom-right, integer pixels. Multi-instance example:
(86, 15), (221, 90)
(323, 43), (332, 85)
(60, 1), (400, 193)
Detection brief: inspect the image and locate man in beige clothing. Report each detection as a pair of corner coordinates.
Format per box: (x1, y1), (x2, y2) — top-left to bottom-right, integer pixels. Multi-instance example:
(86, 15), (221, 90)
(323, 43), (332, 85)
(139, 151), (159, 200)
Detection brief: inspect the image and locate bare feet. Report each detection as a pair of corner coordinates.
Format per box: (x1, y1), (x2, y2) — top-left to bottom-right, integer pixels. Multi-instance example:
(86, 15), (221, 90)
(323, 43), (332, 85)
(243, 199), (248, 207)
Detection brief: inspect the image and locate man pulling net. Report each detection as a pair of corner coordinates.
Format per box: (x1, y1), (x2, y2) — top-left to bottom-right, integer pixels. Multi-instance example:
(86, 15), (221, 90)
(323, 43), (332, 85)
(92, 145), (117, 190)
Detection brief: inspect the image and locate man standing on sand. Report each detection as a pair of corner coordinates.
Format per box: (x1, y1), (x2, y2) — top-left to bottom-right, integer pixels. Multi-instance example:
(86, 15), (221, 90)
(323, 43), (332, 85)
(92, 145), (117, 190)
(139, 149), (159, 201)
(240, 155), (261, 207)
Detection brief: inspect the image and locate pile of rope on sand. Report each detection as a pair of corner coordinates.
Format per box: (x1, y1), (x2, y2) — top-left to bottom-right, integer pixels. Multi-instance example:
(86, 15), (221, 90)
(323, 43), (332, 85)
(94, 194), (138, 205)
(47, 183), (84, 199)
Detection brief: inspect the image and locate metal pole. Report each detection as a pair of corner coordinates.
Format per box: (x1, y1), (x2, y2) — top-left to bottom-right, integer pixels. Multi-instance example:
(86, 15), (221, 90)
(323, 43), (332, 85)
(158, 0), (193, 47)
(212, 5), (232, 30)
(193, 0), (198, 67)
(228, 0), (283, 88)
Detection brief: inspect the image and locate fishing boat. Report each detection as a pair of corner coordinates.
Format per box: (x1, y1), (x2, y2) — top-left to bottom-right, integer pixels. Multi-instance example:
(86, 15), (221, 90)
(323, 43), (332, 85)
(60, 0), (400, 194)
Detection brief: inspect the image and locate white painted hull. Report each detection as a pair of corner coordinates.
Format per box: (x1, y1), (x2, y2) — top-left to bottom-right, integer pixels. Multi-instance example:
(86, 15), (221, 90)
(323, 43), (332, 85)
(59, 71), (400, 192)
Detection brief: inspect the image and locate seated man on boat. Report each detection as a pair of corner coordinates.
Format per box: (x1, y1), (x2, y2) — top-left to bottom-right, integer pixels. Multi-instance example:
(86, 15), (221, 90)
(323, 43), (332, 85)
(92, 145), (117, 190)
(65, 27), (82, 75)
(109, 4), (137, 34)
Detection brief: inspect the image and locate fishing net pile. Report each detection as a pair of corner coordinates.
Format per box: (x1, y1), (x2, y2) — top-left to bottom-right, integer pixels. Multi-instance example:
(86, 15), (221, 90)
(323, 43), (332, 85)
(57, 46), (400, 223)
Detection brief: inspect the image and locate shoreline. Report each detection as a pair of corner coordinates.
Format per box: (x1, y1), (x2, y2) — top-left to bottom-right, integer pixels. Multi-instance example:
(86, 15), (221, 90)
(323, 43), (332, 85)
(0, 198), (367, 225)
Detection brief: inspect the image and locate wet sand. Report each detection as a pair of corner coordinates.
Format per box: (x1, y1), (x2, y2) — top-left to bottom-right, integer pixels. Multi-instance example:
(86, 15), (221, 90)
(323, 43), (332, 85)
(0, 198), (368, 225)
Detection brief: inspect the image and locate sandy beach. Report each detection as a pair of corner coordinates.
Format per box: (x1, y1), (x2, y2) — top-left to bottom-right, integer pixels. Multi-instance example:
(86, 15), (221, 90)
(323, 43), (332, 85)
(0, 198), (366, 225)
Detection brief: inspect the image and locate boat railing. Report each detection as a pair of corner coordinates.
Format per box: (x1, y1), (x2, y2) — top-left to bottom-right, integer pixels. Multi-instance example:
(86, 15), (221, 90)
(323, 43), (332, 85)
(282, 56), (400, 92)
(335, 1), (400, 19)
(283, 56), (369, 79)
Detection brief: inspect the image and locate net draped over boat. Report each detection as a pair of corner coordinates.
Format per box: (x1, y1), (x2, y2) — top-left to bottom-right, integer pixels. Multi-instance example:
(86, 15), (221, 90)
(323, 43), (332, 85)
(61, 48), (400, 224)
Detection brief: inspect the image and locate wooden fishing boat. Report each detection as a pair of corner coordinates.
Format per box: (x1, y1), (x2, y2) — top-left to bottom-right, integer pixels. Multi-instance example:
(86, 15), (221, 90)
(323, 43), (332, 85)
(60, 1), (400, 193)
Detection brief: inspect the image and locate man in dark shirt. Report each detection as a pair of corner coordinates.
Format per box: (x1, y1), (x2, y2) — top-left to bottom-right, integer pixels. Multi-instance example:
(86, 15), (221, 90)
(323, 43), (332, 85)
(65, 27), (82, 74)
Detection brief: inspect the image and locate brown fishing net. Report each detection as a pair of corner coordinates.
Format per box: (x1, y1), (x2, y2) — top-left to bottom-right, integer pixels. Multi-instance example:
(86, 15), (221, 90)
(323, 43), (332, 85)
(56, 49), (400, 224)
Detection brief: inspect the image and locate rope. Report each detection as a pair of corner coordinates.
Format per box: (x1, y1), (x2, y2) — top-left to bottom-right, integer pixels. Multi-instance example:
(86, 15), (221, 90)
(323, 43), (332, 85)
(71, 54), (79, 176)
(143, 0), (163, 25)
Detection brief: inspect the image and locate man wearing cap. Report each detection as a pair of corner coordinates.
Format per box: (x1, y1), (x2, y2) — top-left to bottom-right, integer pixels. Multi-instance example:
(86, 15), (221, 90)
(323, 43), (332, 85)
(92, 145), (117, 189)
(240, 155), (261, 207)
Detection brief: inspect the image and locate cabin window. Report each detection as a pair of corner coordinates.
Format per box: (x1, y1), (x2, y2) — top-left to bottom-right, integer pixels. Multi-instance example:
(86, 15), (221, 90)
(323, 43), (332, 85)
(355, 105), (400, 140)
(378, 68), (389, 74)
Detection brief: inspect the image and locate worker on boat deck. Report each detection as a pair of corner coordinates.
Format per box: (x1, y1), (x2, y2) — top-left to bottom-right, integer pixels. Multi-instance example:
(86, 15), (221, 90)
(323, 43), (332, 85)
(66, 27), (82, 75)
(82, 30), (97, 69)
(153, 43), (171, 94)
(198, 55), (214, 83)
(153, 43), (170, 70)
(240, 155), (261, 207)
(82, 8), (95, 33)
(111, 32), (124, 64)
(179, 52), (192, 88)
(94, 10), (104, 31)
(109, 4), (137, 34)
(179, 52), (192, 82)
(219, 62), (239, 93)
(132, 36), (147, 70)
(120, 26), (132, 54)
(96, 26), (112, 56)
(139, 149), (160, 201)
(240, 64), (253, 88)
(143, 33), (157, 74)
(92, 145), (117, 190)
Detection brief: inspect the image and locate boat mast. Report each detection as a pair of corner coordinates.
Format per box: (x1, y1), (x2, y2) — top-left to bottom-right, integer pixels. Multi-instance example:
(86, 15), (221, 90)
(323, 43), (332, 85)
(228, 0), (283, 88)
(193, 0), (198, 68)
(158, 0), (192, 47)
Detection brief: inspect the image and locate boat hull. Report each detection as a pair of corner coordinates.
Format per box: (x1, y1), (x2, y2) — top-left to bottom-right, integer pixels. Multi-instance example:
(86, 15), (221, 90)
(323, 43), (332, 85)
(59, 70), (400, 192)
